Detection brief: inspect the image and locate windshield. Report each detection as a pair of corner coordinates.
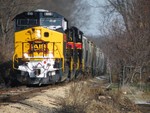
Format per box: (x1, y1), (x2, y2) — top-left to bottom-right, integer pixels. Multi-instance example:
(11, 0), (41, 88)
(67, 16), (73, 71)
(16, 19), (38, 31)
(40, 18), (62, 27)
(17, 19), (38, 26)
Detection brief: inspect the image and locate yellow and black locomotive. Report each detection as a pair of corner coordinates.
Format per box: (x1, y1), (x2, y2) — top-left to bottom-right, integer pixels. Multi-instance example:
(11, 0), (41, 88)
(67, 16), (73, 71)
(13, 9), (105, 85)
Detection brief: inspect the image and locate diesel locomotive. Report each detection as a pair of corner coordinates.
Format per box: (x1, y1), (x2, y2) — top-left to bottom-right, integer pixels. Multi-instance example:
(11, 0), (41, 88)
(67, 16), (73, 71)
(13, 9), (105, 85)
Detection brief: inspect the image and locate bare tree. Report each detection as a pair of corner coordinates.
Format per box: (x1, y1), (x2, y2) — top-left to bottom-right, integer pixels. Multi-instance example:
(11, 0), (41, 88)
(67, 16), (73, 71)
(97, 0), (150, 83)
(104, 0), (150, 65)
(39, 0), (76, 26)
(71, 0), (90, 28)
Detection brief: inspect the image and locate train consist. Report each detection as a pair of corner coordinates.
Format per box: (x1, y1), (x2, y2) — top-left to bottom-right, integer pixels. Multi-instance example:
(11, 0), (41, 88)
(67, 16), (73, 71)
(13, 9), (105, 85)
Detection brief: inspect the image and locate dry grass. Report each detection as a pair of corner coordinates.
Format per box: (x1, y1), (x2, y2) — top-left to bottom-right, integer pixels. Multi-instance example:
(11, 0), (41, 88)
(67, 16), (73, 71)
(55, 80), (141, 113)
(55, 81), (90, 113)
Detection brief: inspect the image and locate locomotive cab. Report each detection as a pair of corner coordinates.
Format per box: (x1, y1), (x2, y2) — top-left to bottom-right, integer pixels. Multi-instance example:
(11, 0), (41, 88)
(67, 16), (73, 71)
(15, 9), (68, 32)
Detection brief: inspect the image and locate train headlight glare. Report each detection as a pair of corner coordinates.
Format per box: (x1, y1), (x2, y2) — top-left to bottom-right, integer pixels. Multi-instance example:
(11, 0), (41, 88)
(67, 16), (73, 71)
(49, 52), (54, 58)
(24, 53), (29, 58)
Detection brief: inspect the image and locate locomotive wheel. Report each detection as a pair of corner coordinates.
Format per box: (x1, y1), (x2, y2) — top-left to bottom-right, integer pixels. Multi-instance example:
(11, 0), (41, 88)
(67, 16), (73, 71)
(71, 69), (76, 80)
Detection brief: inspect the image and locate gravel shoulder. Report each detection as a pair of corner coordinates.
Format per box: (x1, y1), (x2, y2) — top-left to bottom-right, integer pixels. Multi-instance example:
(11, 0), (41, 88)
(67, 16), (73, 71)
(0, 84), (70, 113)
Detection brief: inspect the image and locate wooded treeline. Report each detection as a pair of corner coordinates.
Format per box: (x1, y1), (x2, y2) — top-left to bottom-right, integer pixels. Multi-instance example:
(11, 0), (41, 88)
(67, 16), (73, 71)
(94, 0), (150, 84)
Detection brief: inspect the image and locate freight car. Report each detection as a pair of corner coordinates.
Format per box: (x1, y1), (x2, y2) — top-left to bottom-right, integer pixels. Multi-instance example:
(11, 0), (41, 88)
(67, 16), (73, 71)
(13, 9), (105, 85)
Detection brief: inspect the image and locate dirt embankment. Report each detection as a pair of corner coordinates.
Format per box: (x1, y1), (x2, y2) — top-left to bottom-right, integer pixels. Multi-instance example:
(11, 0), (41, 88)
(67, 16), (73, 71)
(0, 84), (69, 113)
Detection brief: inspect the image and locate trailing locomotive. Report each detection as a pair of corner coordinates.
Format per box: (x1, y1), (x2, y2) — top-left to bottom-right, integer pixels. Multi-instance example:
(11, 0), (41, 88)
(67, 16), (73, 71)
(13, 9), (105, 85)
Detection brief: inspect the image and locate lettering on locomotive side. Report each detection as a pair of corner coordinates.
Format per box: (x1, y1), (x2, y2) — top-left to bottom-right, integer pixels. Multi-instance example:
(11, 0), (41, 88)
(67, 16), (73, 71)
(33, 44), (45, 50)
(29, 42), (49, 54)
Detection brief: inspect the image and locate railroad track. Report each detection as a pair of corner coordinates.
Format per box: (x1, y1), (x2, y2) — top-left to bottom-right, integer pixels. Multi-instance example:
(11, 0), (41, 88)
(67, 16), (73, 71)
(0, 81), (68, 104)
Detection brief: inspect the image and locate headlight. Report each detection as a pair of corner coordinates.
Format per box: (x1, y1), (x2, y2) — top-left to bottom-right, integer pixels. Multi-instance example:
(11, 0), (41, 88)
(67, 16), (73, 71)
(49, 52), (54, 58)
(35, 30), (41, 38)
(24, 53), (29, 58)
